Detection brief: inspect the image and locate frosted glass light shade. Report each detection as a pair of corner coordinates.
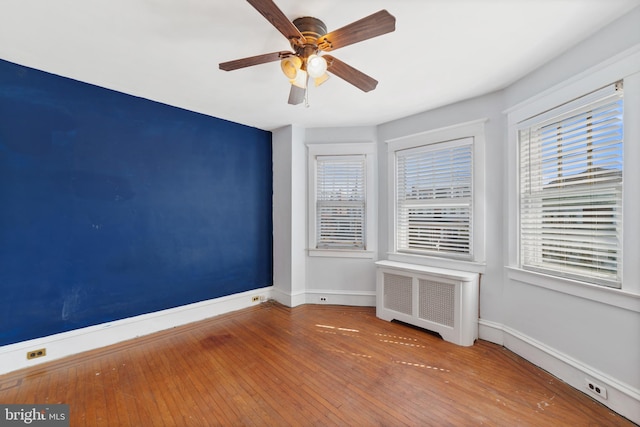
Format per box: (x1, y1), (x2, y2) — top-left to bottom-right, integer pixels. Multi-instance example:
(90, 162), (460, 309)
(306, 55), (327, 79)
(290, 69), (308, 88)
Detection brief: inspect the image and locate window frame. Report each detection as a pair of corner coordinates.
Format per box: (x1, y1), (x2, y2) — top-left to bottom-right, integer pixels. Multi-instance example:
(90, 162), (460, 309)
(517, 83), (624, 288)
(307, 142), (376, 258)
(505, 47), (640, 301)
(315, 154), (366, 250)
(386, 119), (487, 272)
(395, 137), (474, 259)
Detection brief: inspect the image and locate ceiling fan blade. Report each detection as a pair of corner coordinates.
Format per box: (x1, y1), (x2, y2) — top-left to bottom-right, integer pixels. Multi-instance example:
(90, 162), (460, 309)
(246, 0), (305, 45)
(219, 51), (293, 71)
(324, 55), (378, 92)
(317, 10), (395, 52)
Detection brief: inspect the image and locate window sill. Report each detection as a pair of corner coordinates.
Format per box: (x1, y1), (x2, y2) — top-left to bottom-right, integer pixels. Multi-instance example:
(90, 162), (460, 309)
(308, 249), (376, 259)
(386, 252), (486, 274)
(506, 267), (640, 313)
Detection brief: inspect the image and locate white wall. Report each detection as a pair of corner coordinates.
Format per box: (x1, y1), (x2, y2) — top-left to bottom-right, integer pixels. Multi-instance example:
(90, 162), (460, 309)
(377, 92), (505, 326)
(273, 126), (379, 306)
(498, 7), (640, 421)
(304, 127), (378, 306)
(271, 7), (640, 422)
(504, 7), (640, 109)
(272, 125), (307, 306)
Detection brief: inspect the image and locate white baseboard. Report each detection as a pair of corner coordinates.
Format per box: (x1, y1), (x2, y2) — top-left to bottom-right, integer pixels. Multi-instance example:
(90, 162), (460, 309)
(304, 289), (376, 306)
(0, 286), (274, 376)
(271, 288), (307, 307)
(479, 319), (640, 424)
(270, 288), (376, 308)
(478, 319), (505, 345)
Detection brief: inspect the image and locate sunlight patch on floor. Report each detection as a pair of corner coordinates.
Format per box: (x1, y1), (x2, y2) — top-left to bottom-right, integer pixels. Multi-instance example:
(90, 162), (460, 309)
(394, 360), (450, 372)
(327, 348), (373, 359)
(315, 324), (360, 333)
(379, 339), (426, 349)
(375, 333), (418, 342)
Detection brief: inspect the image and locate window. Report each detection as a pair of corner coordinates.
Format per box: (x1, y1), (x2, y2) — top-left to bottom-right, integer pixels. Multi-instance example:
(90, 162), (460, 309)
(307, 142), (376, 257)
(395, 138), (473, 258)
(315, 155), (365, 249)
(386, 119), (486, 269)
(518, 82), (623, 288)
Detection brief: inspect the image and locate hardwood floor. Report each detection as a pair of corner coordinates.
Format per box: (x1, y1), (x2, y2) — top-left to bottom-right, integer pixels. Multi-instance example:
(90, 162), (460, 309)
(0, 302), (634, 426)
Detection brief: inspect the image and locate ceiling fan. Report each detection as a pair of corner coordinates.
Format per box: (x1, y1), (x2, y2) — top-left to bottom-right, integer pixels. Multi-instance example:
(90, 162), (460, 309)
(219, 0), (396, 105)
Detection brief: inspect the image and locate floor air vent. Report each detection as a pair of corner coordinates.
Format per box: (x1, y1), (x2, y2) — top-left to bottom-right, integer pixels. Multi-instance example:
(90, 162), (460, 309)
(376, 260), (479, 346)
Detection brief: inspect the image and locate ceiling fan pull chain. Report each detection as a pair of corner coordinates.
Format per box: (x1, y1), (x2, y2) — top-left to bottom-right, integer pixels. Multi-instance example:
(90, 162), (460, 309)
(305, 86), (310, 108)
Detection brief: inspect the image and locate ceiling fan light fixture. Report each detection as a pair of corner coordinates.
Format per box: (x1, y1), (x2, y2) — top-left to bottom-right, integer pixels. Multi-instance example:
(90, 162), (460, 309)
(290, 69), (308, 88)
(281, 56), (302, 79)
(314, 73), (330, 87)
(306, 54), (327, 78)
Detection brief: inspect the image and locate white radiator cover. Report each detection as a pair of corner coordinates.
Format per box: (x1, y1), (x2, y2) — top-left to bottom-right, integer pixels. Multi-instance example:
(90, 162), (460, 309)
(375, 260), (479, 346)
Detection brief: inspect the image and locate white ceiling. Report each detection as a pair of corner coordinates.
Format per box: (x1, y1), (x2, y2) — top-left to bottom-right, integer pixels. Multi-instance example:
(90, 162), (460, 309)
(1, 0), (639, 131)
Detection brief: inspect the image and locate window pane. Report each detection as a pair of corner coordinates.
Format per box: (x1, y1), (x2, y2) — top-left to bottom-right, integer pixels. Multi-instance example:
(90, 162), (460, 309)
(396, 140), (473, 258)
(316, 156), (366, 249)
(519, 84), (623, 287)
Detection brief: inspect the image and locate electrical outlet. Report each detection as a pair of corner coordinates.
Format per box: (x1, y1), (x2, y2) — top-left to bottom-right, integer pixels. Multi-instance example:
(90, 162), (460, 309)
(27, 348), (46, 360)
(251, 296), (260, 302)
(320, 297), (327, 302)
(585, 378), (607, 399)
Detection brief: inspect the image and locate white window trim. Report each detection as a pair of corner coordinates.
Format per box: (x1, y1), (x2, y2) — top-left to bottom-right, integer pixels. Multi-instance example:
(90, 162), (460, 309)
(518, 83), (623, 288)
(385, 119), (487, 272)
(506, 44), (640, 299)
(307, 142), (376, 258)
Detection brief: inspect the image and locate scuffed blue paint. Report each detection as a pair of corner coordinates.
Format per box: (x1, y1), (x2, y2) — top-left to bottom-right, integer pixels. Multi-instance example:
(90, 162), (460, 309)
(0, 59), (273, 346)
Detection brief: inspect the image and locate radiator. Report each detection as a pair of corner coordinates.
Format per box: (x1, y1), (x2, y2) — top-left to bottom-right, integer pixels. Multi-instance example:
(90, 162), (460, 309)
(375, 260), (479, 346)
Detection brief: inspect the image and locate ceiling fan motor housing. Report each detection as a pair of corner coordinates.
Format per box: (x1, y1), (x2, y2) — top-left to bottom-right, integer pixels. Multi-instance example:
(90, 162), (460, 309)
(292, 16), (327, 42)
(291, 16), (328, 60)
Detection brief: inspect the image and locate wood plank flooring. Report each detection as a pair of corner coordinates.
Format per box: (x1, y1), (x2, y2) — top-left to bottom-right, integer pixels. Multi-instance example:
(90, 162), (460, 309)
(0, 302), (634, 426)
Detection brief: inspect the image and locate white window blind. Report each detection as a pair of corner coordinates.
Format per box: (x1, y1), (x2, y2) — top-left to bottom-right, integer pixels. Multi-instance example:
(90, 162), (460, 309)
(316, 155), (366, 249)
(519, 82), (623, 287)
(396, 138), (473, 258)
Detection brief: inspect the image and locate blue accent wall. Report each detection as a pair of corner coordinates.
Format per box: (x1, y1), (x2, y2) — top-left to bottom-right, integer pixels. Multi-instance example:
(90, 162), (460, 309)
(0, 59), (273, 346)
